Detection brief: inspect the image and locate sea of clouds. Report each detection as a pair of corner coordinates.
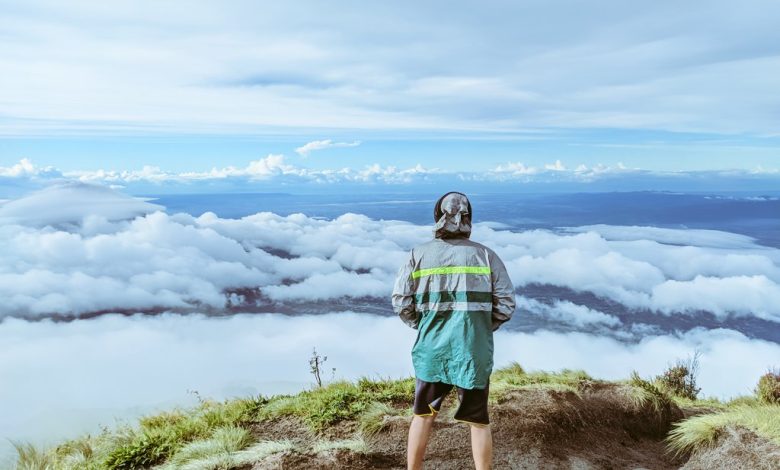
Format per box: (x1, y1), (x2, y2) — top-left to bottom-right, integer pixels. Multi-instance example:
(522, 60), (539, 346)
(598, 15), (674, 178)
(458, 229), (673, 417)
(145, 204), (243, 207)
(1, 182), (778, 325)
(1, 182), (779, 462)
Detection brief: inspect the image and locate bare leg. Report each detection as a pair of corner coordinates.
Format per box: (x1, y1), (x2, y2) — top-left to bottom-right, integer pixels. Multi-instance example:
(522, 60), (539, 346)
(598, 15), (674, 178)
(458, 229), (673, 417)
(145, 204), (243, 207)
(470, 424), (493, 470)
(407, 414), (436, 470)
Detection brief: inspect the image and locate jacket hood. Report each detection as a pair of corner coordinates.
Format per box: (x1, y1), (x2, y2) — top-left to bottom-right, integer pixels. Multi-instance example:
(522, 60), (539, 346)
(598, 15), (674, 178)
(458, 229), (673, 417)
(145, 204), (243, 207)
(433, 192), (472, 239)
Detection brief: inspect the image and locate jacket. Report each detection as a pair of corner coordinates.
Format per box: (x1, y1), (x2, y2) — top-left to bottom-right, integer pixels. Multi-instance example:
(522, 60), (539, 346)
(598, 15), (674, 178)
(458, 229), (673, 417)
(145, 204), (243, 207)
(391, 193), (516, 389)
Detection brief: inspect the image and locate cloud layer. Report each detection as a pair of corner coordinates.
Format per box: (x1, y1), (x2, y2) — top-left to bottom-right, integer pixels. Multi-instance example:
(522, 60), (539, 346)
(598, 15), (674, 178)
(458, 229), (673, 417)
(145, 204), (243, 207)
(1, 157), (779, 197)
(1, 183), (778, 332)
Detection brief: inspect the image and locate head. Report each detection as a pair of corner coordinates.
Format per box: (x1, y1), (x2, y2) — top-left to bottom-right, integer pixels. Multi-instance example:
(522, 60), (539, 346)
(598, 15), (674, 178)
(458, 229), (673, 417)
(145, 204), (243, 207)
(433, 191), (472, 239)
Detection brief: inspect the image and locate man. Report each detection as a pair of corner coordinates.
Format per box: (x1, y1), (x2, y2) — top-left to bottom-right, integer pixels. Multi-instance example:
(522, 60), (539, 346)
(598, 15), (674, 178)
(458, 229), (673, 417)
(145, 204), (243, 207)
(392, 192), (516, 470)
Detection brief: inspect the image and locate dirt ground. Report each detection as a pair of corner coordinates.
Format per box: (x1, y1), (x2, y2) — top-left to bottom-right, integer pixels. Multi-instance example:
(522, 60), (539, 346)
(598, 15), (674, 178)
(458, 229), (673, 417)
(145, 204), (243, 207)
(247, 383), (703, 469)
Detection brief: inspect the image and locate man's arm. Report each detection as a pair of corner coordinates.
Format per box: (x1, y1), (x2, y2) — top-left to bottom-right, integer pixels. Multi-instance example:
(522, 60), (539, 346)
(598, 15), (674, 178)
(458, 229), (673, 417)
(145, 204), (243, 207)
(392, 250), (419, 329)
(489, 250), (516, 331)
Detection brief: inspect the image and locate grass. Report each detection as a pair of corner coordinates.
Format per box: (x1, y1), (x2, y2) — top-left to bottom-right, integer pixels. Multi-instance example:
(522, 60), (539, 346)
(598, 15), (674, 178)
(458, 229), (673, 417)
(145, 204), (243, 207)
(667, 404), (780, 455)
(16, 367), (780, 469)
(490, 362), (595, 402)
(357, 401), (409, 438)
(256, 377), (414, 432)
(626, 371), (676, 425)
(669, 395), (727, 411)
(155, 425), (252, 469)
(311, 437), (368, 454)
(155, 439), (294, 470)
(10, 442), (55, 470)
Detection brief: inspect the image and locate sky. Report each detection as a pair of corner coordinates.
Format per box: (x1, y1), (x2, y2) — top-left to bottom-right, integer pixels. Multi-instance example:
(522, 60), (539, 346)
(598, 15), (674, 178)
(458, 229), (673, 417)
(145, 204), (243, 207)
(1, 0), (779, 181)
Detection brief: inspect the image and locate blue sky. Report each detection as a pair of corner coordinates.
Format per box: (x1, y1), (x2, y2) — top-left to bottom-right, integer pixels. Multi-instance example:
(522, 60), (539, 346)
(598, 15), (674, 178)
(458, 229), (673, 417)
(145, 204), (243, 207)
(1, 0), (779, 183)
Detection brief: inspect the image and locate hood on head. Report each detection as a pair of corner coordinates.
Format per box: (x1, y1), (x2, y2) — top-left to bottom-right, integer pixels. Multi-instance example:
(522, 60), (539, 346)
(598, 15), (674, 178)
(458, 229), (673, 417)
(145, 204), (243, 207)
(433, 192), (472, 239)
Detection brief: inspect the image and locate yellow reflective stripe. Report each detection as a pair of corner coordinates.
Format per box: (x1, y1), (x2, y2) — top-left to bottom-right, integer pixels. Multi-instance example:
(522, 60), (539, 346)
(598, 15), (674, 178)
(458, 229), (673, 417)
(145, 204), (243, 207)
(411, 266), (491, 279)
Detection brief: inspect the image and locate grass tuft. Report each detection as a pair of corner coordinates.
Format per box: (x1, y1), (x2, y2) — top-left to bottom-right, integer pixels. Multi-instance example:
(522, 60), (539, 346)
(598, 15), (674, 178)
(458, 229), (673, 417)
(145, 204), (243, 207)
(627, 371), (673, 419)
(11, 442), (54, 470)
(160, 425), (252, 468)
(312, 437), (368, 454)
(358, 402), (406, 438)
(490, 363), (593, 402)
(667, 405), (780, 456)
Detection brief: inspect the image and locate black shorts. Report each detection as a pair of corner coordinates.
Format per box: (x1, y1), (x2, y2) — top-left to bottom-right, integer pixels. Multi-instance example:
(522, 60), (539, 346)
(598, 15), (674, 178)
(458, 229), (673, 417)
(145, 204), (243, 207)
(412, 378), (490, 426)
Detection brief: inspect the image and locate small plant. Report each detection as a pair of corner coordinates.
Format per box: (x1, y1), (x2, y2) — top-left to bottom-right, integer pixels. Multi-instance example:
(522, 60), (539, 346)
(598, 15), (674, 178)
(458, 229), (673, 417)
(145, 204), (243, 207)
(756, 368), (780, 404)
(629, 371), (672, 418)
(11, 441), (54, 470)
(655, 351), (701, 400)
(309, 347), (335, 387)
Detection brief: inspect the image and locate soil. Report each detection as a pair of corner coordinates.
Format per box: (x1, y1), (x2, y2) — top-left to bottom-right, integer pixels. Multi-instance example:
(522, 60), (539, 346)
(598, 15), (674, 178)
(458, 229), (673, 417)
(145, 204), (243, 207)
(247, 382), (696, 469)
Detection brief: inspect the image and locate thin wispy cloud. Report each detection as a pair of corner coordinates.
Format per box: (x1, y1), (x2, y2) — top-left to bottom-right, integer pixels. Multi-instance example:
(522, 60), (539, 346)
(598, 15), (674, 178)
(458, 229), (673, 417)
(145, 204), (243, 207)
(295, 139), (361, 157)
(1, 1), (779, 136)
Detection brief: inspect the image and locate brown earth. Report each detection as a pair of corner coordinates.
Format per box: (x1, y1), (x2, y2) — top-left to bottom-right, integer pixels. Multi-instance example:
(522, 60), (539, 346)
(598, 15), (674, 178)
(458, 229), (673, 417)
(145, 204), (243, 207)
(246, 383), (694, 469)
(680, 426), (780, 470)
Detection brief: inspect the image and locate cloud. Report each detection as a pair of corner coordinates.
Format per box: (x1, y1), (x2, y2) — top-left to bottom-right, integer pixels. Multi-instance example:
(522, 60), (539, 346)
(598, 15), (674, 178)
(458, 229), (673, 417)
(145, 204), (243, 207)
(2, 2), (780, 136)
(1, 183), (778, 331)
(1, 312), (777, 464)
(0, 181), (163, 227)
(516, 296), (621, 329)
(295, 139), (361, 157)
(2, 158), (779, 196)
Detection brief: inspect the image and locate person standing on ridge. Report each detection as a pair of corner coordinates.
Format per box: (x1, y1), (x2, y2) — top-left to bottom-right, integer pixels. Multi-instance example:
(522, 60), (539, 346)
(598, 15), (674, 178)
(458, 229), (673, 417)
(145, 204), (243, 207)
(392, 192), (516, 470)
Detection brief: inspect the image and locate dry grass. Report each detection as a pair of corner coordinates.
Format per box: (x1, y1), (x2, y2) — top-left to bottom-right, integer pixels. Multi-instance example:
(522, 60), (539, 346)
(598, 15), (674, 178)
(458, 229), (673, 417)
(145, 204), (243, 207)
(667, 404), (780, 456)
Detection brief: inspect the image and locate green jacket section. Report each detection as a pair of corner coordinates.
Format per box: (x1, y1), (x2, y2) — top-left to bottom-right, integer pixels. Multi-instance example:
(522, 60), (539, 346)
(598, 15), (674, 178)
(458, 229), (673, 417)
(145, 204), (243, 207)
(392, 237), (516, 390)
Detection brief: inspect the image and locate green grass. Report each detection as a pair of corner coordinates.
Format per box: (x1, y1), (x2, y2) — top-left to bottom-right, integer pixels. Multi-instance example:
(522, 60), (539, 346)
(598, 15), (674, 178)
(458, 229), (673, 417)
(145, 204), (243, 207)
(667, 404), (780, 455)
(490, 362), (594, 401)
(670, 395), (727, 411)
(627, 371), (673, 418)
(256, 377), (414, 432)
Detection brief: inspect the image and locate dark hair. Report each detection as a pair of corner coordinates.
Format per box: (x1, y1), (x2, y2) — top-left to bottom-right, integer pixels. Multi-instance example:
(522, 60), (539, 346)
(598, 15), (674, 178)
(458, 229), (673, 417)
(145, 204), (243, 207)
(433, 191), (472, 221)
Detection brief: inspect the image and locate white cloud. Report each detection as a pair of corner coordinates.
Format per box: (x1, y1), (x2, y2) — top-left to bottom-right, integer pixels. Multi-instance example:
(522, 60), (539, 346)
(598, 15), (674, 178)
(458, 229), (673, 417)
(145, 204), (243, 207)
(0, 181), (163, 227)
(517, 296), (621, 329)
(295, 139), (361, 157)
(2, 158), (778, 194)
(1, 183), (778, 325)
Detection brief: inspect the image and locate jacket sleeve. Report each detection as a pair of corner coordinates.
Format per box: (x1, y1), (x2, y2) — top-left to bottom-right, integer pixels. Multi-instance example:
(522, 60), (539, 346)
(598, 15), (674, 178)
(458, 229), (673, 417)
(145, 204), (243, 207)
(392, 250), (419, 329)
(489, 250), (516, 331)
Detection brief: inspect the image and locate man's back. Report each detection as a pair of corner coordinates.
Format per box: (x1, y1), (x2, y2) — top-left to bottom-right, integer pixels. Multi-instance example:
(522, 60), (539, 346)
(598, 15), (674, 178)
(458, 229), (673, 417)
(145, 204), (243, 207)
(394, 237), (514, 389)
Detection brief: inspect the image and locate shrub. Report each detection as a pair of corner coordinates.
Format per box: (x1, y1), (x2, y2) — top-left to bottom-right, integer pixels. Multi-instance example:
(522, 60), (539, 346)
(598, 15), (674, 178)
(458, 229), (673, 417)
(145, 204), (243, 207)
(655, 352), (701, 400)
(756, 368), (780, 404)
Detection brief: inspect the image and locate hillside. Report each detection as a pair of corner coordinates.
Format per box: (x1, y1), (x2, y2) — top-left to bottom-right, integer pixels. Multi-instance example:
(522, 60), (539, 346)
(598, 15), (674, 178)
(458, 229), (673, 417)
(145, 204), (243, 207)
(10, 366), (780, 469)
